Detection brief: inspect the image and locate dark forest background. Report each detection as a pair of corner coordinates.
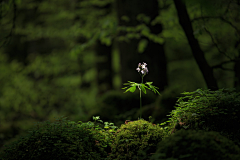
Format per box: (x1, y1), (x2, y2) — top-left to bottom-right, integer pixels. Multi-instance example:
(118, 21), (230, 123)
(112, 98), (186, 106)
(0, 0), (239, 149)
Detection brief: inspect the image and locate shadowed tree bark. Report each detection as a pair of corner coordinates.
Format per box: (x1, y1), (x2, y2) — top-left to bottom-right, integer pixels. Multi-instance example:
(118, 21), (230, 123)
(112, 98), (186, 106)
(234, 52), (240, 91)
(173, 0), (218, 90)
(94, 2), (113, 95)
(116, 0), (167, 91)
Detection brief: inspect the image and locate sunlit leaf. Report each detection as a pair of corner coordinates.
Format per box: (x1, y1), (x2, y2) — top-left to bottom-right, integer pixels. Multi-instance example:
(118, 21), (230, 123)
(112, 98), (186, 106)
(140, 84), (147, 94)
(145, 82), (153, 85)
(129, 86), (136, 92)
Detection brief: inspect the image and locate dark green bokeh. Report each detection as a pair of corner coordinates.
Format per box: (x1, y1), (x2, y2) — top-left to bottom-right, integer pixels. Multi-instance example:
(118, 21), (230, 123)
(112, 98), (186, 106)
(0, 0), (239, 151)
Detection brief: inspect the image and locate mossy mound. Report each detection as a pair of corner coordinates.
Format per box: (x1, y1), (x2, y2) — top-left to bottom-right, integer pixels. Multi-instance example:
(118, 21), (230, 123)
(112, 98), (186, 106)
(0, 117), (110, 160)
(151, 129), (240, 160)
(110, 119), (164, 159)
(165, 89), (240, 145)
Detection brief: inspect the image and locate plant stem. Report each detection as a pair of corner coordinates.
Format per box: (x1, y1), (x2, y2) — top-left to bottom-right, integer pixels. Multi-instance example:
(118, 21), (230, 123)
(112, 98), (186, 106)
(140, 76), (144, 119)
(140, 88), (142, 119)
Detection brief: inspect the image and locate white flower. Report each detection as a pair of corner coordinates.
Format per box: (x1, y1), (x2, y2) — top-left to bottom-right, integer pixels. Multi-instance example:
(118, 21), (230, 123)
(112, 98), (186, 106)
(144, 67), (148, 74)
(137, 62), (148, 76)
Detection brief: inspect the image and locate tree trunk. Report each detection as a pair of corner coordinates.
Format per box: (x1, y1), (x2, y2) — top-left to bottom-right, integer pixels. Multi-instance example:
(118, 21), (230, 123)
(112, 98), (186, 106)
(173, 0), (218, 90)
(116, 0), (167, 91)
(234, 52), (240, 91)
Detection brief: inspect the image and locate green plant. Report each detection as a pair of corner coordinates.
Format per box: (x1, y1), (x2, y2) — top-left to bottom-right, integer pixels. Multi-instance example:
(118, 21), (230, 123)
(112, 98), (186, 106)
(0, 116), (115, 160)
(151, 129), (240, 160)
(110, 119), (164, 160)
(122, 62), (160, 118)
(160, 88), (240, 145)
(91, 116), (118, 152)
(90, 90), (157, 126)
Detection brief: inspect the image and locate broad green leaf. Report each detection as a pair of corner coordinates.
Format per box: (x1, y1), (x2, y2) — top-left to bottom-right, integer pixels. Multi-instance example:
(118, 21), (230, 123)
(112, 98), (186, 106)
(124, 87), (132, 93)
(129, 86), (136, 92)
(140, 84), (147, 94)
(130, 83), (137, 87)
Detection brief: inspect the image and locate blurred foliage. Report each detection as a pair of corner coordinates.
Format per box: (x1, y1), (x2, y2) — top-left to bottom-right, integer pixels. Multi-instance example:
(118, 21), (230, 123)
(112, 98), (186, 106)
(0, 50), (98, 148)
(0, 0), (116, 149)
(0, 0), (240, 153)
(158, 0), (239, 88)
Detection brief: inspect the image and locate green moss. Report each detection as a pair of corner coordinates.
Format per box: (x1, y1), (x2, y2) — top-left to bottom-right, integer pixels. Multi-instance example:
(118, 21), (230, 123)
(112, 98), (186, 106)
(151, 129), (240, 160)
(164, 88), (240, 145)
(110, 119), (164, 159)
(0, 117), (110, 160)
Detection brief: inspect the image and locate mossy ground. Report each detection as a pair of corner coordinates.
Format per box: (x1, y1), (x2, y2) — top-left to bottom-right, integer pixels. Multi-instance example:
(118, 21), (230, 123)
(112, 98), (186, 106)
(1, 89), (240, 159)
(110, 119), (164, 160)
(0, 117), (110, 160)
(151, 129), (240, 160)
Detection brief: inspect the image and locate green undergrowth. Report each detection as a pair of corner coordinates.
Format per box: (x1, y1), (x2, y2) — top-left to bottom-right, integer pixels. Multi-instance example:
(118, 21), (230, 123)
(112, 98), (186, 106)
(110, 119), (165, 160)
(161, 88), (240, 145)
(0, 116), (117, 160)
(151, 129), (240, 160)
(1, 88), (240, 159)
